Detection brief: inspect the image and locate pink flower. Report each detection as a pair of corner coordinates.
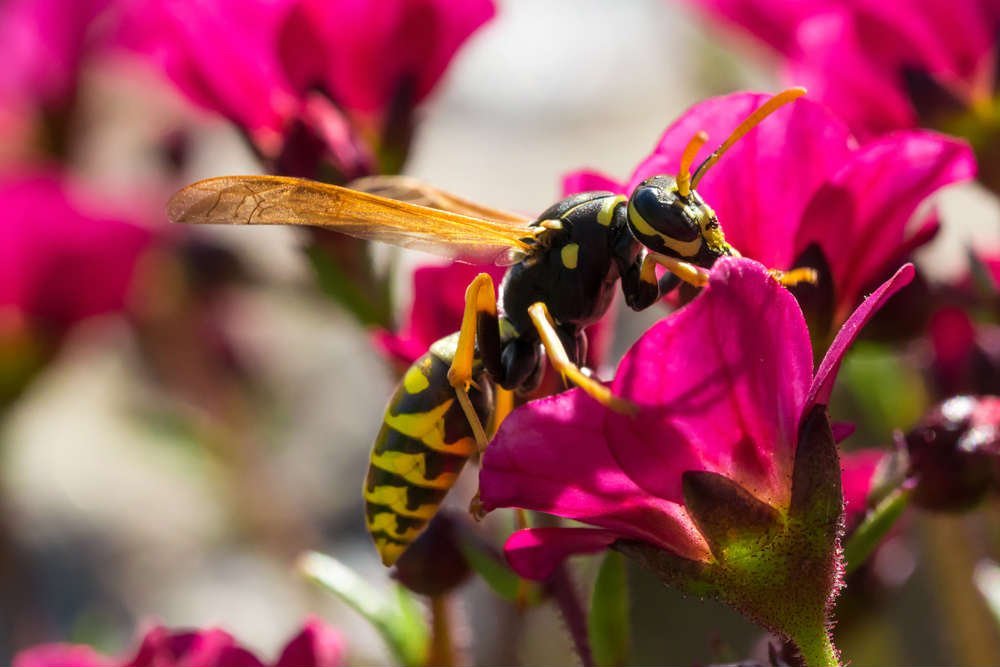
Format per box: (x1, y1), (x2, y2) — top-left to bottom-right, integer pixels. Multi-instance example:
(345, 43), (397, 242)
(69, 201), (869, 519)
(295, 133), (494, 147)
(477, 257), (914, 580)
(0, 0), (113, 109)
(683, 0), (1000, 138)
(565, 92), (974, 331)
(119, 0), (493, 177)
(841, 448), (885, 530)
(14, 618), (343, 667)
(277, 0), (494, 121)
(0, 170), (150, 333)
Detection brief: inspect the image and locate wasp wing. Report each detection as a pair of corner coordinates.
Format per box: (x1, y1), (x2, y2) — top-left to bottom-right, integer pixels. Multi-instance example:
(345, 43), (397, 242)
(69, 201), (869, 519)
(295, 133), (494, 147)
(168, 175), (535, 263)
(348, 175), (531, 224)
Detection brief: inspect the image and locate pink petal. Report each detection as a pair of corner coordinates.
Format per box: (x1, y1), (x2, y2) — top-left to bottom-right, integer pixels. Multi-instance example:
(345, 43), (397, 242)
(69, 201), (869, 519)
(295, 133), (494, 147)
(0, 170), (151, 330)
(124, 625), (254, 667)
(831, 421), (856, 443)
(0, 0), (111, 107)
(608, 257), (812, 509)
(13, 644), (111, 667)
(561, 170), (625, 196)
(795, 132), (974, 317)
(279, 0), (493, 117)
(851, 0), (999, 89)
(841, 448), (884, 523)
(809, 263), (916, 408)
(479, 389), (710, 562)
(626, 92), (854, 270)
(681, 0), (832, 56)
(274, 617), (344, 667)
(503, 527), (621, 581)
(117, 0), (297, 146)
(788, 10), (917, 136)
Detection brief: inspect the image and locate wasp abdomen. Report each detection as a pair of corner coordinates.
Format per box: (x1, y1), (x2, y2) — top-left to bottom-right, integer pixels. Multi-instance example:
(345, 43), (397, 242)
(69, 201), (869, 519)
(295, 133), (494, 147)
(364, 333), (493, 565)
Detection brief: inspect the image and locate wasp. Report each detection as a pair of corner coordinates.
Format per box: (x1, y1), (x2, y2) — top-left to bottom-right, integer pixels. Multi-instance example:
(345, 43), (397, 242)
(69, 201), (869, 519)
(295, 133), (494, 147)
(169, 88), (815, 566)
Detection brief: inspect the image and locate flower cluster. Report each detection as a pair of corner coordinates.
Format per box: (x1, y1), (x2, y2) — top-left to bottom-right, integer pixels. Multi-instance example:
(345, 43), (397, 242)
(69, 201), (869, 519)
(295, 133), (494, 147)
(14, 619), (342, 667)
(119, 0), (494, 178)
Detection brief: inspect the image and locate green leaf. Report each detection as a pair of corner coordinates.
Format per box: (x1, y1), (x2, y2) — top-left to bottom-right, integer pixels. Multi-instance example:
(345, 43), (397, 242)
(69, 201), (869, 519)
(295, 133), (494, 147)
(298, 551), (428, 666)
(844, 487), (911, 575)
(457, 534), (542, 605)
(589, 551), (630, 667)
(840, 342), (929, 435)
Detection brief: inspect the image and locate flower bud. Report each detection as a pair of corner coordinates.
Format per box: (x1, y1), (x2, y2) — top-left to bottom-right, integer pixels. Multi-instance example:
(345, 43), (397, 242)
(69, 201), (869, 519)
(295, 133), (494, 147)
(905, 395), (1000, 511)
(392, 512), (471, 597)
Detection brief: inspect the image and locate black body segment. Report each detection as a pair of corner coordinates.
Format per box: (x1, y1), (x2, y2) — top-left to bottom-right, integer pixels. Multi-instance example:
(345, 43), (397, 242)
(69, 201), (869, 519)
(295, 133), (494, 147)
(364, 333), (493, 565)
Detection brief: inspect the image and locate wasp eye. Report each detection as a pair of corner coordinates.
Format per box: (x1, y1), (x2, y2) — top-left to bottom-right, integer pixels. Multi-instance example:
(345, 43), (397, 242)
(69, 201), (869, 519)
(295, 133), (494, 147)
(631, 183), (699, 242)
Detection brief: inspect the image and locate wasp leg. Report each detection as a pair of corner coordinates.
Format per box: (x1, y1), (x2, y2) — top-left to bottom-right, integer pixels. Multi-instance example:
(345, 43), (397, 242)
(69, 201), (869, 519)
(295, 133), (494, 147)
(648, 253), (711, 287)
(527, 302), (636, 415)
(769, 267), (819, 287)
(447, 273), (499, 452)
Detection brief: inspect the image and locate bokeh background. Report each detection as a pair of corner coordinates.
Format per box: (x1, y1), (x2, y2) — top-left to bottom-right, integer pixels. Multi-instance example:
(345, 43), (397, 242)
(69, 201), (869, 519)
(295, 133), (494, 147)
(5, 0), (1000, 664)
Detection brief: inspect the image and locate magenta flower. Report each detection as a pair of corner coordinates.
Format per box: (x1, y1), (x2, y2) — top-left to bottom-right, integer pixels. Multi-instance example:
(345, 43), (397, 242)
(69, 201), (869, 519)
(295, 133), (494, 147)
(0, 0), (112, 109)
(684, 0), (1000, 139)
(0, 170), (150, 333)
(479, 257), (911, 575)
(840, 448), (885, 530)
(478, 258), (912, 661)
(13, 618), (343, 667)
(119, 0), (493, 177)
(565, 92), (973, 332)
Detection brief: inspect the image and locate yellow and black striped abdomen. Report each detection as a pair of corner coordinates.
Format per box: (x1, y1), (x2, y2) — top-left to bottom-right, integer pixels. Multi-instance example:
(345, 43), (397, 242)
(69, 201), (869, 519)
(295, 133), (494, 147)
(365, 333), (493, 565)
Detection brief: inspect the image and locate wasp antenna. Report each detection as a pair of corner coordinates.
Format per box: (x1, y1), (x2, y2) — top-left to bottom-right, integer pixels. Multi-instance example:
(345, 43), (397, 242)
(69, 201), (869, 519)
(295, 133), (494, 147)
(690, 87), (806, 189)
(676, 130), (709, 198)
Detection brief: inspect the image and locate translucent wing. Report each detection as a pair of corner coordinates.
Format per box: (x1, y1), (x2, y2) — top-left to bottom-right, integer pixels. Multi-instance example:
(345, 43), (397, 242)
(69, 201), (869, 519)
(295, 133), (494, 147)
(168, 175), (535, 263)
(348, 175), (531, 224)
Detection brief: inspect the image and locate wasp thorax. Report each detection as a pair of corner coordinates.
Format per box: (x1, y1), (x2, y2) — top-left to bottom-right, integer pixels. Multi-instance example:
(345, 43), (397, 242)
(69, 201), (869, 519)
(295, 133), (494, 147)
(627, 175), (731, 263)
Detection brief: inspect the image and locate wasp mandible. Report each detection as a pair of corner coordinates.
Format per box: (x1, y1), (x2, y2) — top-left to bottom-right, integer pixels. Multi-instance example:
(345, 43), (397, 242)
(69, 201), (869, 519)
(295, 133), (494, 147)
(169, 88), (815, 566)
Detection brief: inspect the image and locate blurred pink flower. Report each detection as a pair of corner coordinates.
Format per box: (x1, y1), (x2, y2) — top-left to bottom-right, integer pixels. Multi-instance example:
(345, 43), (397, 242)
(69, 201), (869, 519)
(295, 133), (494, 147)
(841, 448), (885, 529)
(683, 0), (1000, 138)
(119, 0), (493, 177)
(14, 618), (343, 667)
(565, 92), (974, 330)
(478, 257), (913, 580)
(0, 170), (151, 333)
(0, 0), (113, 109)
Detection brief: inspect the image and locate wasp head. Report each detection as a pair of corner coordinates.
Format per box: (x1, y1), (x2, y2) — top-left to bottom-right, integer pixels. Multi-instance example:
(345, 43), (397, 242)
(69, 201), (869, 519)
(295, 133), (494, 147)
(626, 175), (735, 266)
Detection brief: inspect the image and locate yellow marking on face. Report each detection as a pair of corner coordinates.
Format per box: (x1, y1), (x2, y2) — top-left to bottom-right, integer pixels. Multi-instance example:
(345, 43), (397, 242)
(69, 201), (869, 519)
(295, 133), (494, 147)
(597, 195), (626, 226)
(370, 450), (457, 489)
(365, 485), (439, 519)
(628, 200), (703, 258)
(374, 538), (408, 566)
(402, 365), (430, 394)
(367, 512), (425, 541)
(561, 243), (579, 269)
(385, 400), (453, 438)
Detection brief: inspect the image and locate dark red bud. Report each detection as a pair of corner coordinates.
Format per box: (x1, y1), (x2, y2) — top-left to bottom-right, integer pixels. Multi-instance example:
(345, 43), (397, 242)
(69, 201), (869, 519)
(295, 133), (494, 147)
(392, 512), (471, 597)
(906, 395), (1000, 511)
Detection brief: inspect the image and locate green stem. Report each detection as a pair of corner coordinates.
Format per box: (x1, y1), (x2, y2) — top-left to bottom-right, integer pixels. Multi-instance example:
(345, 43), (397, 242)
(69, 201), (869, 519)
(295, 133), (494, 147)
(843, 487), (911, 575)
(792, 626), (841, 667)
